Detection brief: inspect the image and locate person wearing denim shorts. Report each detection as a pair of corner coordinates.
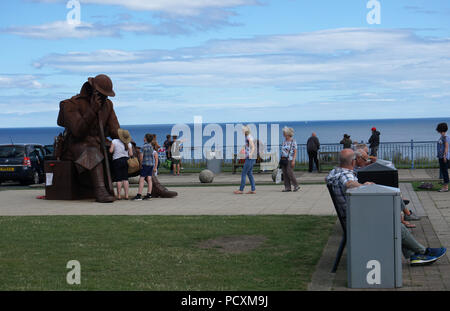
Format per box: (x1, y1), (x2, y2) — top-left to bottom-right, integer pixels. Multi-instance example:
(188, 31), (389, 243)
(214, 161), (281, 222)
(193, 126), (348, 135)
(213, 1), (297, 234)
(133, 134), (156, 201)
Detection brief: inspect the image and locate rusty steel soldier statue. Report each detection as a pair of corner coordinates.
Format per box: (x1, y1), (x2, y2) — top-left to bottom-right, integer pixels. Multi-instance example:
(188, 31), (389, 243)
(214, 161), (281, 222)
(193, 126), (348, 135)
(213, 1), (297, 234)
(57, 74), (119, 203)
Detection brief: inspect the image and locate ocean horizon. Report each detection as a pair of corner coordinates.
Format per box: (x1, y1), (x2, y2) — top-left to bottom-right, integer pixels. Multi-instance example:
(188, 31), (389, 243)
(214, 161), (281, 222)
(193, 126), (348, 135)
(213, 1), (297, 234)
(0, 117), (449, 147)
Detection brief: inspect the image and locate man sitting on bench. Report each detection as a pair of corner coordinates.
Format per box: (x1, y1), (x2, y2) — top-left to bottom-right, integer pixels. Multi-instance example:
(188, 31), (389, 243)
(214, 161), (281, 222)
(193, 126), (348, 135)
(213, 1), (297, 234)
(326, 149), (446, 266)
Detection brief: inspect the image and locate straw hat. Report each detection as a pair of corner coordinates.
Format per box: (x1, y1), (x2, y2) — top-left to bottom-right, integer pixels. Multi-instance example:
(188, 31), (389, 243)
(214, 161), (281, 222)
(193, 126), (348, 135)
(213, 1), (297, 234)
(118, 128), (132, 145)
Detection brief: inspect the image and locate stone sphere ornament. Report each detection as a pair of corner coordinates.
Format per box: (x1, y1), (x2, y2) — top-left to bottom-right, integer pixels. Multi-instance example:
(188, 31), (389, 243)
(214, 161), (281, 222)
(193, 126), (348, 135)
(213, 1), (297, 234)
(199, 169), (214, 183)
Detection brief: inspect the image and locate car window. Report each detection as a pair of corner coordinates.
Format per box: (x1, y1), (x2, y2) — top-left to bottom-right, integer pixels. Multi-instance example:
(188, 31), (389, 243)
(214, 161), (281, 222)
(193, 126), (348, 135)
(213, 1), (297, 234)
(44, 145), (54, 155)
(0, 146), (25, 158)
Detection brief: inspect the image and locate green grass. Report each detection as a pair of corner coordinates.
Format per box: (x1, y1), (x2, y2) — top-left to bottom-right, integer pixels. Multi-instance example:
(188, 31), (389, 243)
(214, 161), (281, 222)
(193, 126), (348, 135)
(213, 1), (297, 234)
(0, 215), (335, 291)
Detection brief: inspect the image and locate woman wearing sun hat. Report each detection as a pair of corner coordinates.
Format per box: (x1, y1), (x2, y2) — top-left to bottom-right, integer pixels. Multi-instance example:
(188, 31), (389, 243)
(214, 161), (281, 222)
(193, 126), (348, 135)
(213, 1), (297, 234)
(109, 128), (133, 200)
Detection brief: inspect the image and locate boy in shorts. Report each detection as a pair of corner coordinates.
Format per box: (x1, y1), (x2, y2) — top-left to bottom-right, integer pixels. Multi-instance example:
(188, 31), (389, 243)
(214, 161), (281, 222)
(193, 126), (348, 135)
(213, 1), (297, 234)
(133, 134), (157, 201)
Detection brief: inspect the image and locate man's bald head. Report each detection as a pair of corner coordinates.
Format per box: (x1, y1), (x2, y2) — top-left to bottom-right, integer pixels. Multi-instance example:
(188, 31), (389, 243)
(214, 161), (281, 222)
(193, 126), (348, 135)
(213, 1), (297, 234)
(312, 132), (317, 137)
(339, 148), (356, 168)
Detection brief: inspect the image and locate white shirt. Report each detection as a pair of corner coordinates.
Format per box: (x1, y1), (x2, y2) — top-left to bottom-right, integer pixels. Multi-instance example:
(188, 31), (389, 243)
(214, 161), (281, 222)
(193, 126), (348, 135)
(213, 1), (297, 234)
(112, 139), (132, 160)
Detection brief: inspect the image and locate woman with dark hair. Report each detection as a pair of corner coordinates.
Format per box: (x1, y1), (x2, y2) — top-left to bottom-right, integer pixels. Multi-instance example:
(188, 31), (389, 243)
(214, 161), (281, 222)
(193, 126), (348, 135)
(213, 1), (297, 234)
(436, 122), (449, 192)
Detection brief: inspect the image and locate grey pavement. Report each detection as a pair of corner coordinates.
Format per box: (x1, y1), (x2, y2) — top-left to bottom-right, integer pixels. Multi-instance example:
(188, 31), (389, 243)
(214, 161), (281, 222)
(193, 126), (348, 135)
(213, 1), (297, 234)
(308, 183), (450, 291)
(0, 184), (335, 216)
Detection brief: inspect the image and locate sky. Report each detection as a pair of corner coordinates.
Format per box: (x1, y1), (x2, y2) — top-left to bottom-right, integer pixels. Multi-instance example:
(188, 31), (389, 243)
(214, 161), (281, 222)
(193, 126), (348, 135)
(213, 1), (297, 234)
(0, 0), (449, 128)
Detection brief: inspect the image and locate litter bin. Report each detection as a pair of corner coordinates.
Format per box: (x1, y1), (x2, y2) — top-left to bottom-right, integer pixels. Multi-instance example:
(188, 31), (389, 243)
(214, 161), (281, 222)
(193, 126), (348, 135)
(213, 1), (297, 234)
(356, 160), (398, 188)
(346, 184), (402, 289)
(206, 151), (222, 174)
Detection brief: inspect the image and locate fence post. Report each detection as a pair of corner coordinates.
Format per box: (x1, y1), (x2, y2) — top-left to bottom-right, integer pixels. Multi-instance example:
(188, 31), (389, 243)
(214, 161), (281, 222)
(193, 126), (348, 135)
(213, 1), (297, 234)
(410, 139), (414, 169)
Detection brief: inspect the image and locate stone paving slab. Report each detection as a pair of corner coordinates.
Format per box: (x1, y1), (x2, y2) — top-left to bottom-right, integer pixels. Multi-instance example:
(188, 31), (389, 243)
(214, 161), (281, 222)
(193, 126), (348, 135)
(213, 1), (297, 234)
(0, 184), (336, 216)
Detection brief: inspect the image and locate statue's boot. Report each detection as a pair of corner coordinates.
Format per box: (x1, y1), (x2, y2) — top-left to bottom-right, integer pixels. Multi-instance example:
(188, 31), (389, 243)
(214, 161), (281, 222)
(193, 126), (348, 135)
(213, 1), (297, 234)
(91, 164), (115, 203)
(151, 175), (178, 198)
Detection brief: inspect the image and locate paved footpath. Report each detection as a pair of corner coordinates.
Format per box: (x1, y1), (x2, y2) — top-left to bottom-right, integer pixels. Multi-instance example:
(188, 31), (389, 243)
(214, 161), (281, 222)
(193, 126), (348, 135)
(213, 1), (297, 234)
(0, 184), (335, 216)
(308, 184), (450, 291)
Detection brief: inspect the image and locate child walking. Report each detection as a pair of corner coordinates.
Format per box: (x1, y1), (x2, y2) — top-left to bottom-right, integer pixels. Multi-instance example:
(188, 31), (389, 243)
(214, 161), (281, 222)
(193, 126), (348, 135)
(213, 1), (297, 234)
(133, 134), (157, 201)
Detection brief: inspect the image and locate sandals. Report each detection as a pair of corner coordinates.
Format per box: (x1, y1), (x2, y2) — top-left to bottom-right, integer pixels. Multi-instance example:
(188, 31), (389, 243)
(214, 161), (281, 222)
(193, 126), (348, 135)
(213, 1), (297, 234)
(246, 191), (256, 194)
(438, 188), (449, 192)
(234, 190), (244, 194)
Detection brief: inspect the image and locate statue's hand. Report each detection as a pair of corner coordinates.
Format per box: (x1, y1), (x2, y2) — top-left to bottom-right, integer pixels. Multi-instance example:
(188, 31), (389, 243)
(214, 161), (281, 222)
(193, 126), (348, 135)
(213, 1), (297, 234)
(91, 92), (104, 113)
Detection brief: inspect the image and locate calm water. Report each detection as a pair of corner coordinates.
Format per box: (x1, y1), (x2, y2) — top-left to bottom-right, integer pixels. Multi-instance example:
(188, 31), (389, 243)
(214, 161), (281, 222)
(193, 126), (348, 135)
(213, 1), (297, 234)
(0, 118), (448, 147)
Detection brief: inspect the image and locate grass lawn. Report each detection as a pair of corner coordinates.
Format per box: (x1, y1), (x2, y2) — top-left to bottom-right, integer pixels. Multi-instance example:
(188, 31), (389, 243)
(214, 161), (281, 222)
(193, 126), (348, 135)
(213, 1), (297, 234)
(0, 215), (335, 291)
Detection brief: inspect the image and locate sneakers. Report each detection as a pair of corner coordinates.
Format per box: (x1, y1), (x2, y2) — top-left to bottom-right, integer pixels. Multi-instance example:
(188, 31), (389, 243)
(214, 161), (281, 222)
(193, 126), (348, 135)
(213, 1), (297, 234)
(132, 193), (152, 201)
(293, 186), (300, 192)
(424, 247), (447, 259)
(132, 194), (142, 201)
(404, 211), (421, 221)
(410, 248), (447, 266)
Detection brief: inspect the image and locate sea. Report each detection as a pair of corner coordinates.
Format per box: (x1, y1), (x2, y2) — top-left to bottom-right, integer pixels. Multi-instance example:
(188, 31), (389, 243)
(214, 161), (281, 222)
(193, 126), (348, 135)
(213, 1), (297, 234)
(0, 118), (448, 148)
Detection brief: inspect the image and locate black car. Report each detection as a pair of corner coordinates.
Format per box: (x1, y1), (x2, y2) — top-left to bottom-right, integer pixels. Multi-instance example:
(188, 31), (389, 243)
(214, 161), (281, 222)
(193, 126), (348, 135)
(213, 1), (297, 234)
(43, 144), (56, 161)
(0, 144), (46, 185)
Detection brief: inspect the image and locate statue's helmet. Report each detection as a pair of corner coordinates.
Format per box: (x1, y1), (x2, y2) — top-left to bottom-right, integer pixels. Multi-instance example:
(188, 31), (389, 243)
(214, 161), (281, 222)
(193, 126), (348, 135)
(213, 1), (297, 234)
(88, 74), (115, 97)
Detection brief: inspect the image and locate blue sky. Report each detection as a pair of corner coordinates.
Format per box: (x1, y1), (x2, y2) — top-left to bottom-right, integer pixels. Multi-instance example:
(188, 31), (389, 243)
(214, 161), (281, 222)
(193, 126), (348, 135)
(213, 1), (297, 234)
(0, 0), (449, 127)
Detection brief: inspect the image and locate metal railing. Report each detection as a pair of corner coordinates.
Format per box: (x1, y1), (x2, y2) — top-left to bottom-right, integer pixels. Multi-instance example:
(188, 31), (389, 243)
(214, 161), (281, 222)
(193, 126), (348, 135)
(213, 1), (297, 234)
(161, 140), (438, 170)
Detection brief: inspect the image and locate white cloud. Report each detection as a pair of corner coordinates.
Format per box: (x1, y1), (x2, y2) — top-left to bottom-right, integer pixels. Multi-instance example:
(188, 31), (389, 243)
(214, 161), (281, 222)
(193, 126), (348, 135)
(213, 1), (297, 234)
(6, 0), (257, 39)
(0, 75), (47, 89)
(2, 20), (179, 39)
(34, 0), (256, 15)
(32, 28), (450, 92)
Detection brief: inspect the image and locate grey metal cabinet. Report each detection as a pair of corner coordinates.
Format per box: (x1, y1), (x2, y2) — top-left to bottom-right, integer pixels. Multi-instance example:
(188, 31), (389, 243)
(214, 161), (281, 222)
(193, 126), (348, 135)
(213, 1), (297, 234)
(346, 184), (402, 288)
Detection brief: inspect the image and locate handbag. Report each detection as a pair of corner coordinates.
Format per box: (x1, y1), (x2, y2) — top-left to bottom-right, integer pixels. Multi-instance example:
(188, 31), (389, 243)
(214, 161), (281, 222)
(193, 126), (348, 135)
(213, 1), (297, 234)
(127, 157), (140, 174)
(275, 168), (282, 184)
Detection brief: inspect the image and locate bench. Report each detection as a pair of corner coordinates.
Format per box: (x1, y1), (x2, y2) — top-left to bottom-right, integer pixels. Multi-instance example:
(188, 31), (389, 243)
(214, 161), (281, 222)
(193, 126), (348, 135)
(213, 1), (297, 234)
(232, 154), (261, 174)
(319, 151), (339, 172)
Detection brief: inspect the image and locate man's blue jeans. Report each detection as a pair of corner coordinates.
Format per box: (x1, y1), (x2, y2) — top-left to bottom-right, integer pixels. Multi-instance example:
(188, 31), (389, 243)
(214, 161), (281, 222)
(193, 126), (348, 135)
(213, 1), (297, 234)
(240, 158), (256, 191)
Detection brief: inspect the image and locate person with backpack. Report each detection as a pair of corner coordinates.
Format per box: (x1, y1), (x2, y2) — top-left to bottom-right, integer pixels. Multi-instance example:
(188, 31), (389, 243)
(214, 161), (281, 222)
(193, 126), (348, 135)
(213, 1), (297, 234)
(280, 127), (300, 192)
(234, 125), (256, 194)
